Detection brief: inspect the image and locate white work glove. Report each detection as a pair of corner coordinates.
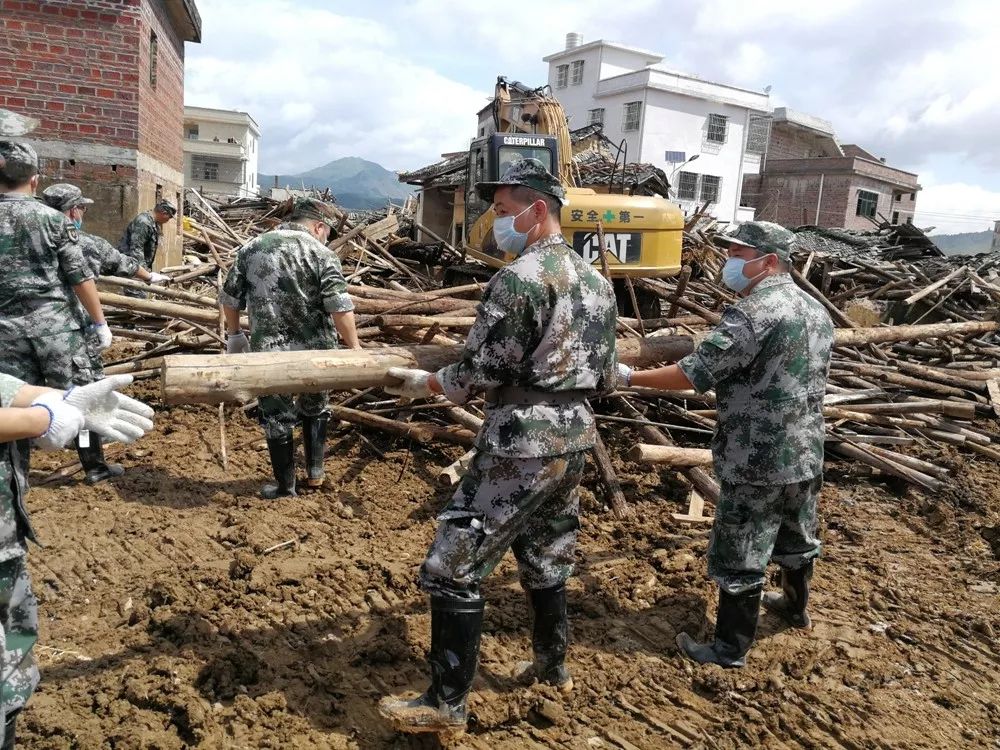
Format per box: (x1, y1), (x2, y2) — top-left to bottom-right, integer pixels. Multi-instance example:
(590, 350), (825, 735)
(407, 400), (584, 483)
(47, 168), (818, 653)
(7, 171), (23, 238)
(226, 332), (250, 354)
(384, 367), (433, 399)
(30, 392), (85, 450)
(90, 322), (113, 352)
(617, 362), (634, 387)
(63, 374), (154, 444)
(148, 271), (170, 285)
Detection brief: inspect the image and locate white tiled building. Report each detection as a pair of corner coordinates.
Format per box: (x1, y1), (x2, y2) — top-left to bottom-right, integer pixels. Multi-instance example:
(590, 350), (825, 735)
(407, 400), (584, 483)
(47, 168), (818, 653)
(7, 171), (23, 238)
(544, 33), (771, 224)
(182, 106), (261, 198)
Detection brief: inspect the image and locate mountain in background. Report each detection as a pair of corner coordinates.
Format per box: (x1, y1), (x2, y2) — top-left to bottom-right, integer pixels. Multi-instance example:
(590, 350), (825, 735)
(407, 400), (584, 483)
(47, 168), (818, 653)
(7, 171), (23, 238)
(931, 230), (993, 256)
(260, 156), (413, 210)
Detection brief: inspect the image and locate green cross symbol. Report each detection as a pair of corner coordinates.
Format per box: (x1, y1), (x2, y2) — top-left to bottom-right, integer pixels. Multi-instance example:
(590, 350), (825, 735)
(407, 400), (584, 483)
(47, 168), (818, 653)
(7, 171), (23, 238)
(603, 209), (616, 223)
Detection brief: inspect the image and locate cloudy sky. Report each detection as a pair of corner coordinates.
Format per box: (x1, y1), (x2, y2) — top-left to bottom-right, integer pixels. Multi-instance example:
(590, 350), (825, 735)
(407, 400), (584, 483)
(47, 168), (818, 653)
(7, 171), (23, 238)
(184, 0), (1000, 235)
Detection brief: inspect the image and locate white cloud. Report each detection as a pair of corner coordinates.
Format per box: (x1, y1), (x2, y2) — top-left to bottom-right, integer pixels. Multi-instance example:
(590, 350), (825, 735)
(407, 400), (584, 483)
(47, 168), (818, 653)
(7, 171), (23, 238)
(185, 0), (487, 174)
(916, 179), (1000, 235)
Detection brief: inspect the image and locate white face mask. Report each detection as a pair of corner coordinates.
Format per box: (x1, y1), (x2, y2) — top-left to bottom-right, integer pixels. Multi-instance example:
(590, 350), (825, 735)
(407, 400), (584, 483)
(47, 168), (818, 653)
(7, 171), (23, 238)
(493, 205), (535, 254)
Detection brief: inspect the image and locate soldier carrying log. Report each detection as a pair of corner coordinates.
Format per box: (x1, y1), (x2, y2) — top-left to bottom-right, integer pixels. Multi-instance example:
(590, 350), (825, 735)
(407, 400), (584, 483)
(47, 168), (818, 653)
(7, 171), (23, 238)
(619, 221), (834, 667)
(378, 159), (618, 737)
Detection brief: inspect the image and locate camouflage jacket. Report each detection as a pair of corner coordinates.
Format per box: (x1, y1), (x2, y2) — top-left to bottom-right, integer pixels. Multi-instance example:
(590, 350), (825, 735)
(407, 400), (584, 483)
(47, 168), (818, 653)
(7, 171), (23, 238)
(219, 222), (354, 352)
(678, 274), (834, 485)
(0, 194), (92, 341)
(0, 373), (36, 560)
(80, 230), (141, 279)
(117, 210), (159, 269)
(437, 233), (617, 458)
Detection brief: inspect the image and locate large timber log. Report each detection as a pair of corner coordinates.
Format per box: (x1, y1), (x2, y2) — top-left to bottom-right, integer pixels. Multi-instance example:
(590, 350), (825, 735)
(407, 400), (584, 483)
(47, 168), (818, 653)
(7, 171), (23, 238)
(161, 336), (697, 405)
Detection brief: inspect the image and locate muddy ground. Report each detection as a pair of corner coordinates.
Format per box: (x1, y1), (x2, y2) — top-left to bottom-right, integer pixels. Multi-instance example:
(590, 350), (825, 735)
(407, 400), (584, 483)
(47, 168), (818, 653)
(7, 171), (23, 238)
(15, 376), (1000, 749)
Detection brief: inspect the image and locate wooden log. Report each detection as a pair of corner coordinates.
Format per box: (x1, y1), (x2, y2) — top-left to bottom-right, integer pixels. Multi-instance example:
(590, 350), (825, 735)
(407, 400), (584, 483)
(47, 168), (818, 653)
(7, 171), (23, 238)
(829, 442), (943, 492)
(627, 444), (714, 467)
(438, 449), (477, 486)
(329, 405), (478, 445)
(374, 315), (477, 329)
(833, 320), (998, 347)
(351, 297), (476, 315)
(841, 400), (975, 419)
(100, 292), (249, 327)
(592, 432), (633, 519)
(99, 276), (218, 307)
(161, 336), (696, 405)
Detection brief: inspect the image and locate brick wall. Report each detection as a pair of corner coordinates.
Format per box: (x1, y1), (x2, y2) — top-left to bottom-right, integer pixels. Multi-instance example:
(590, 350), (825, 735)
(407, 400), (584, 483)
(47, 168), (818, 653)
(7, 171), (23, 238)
(137, 0), (185, 170)
(0, 0), (143, 148)
(767, 123), (839, 160)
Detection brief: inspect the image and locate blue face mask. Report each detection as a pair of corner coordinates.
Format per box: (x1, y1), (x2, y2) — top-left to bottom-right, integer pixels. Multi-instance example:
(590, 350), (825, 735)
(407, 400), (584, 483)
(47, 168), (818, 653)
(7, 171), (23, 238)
(72, 219), (83, 229)
(722, 256), (769, 293)
(493, 205), (534, 255)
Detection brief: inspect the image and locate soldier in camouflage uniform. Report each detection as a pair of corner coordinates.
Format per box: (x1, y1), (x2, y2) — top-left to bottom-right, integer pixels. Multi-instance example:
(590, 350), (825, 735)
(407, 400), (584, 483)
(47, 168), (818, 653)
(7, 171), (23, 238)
(41, 184), (171, 483)
(0, 141), (114, 402)
(0, 372), (154, 749)
(220, 197), (359, 499)
(379, 159), (618, 736)
(117, 199), (175, 298)
(620, 221), (834, 668)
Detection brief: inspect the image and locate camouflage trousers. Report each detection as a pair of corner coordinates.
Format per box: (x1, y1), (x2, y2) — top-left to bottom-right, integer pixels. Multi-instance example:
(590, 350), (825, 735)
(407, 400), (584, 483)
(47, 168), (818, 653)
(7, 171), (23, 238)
(708, 475), (822, 595)
(0, 330), (95, 389)
(258, 392), (330, 439)
(420, 450), (586, 600)
(0, 555), (39, 740)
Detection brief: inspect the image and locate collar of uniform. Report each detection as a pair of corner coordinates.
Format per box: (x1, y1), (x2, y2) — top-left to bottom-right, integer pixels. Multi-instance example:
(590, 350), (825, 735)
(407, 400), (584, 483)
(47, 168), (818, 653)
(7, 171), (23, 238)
(747, 273), (793, 296)
(0, 193), (32, 202)
(522, 232), (567, 255)
(279, 221), (312, 234)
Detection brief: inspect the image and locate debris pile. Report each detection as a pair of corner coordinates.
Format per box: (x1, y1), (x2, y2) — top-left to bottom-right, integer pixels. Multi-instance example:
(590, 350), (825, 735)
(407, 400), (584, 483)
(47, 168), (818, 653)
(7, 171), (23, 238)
(96, 193), (1000, 518)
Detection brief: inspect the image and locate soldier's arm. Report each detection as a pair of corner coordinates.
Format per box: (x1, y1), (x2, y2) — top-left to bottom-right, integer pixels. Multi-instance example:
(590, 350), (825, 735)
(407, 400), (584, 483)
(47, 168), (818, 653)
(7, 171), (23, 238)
(96, 236), (142, 278)
(673, 308), (760, 393)
(0, 375), (56, 442)
(318, 248), (359, 349)
(218, 252), (248, 333)
(56, 220), (107, 327)
(432, 274), (534, 404)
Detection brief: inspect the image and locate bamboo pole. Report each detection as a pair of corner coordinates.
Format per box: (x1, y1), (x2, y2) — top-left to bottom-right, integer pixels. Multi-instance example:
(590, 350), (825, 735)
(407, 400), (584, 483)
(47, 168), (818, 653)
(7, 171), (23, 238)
(627, 444), (714, 467)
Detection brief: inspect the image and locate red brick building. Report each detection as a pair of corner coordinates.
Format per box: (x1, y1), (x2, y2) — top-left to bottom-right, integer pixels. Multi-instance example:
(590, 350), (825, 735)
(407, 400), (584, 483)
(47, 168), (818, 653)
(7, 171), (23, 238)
(0, 0), (201, 267)
(741, 107), (920, 231)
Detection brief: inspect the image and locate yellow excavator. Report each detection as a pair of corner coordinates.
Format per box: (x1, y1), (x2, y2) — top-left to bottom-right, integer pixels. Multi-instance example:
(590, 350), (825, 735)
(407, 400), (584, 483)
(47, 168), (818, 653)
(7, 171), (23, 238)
(459, 77), (685, 317)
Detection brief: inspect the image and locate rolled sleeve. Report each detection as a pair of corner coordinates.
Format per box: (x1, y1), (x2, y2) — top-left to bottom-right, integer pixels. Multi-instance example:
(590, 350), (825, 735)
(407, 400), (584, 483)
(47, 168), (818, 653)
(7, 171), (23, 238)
(677, 308), (759, 393)
(436, 291), (530, 405)
(219, 257), (247, 311)
(320, 252), (354, 314)
(0, 374), (26, 407)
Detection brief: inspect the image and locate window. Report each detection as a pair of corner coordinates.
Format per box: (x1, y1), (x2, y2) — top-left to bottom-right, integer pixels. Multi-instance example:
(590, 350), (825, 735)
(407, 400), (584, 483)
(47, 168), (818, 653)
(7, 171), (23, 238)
(856, 189), (878, 218)
(192, 158), (219, 181)
(677, 171), (698, 200)
(186, 125), (198, 140)
(894, 193), (901, 202)
(570, 60), (585, 85)
(909, 192), (915, 200)
(622, 101), (642, 131)
(588, 108), (605, 126)
(149, 31), (158, 89)
(706, 113), (728, 143)
(700, 175), (721, 203)
(555, 64), (569, 88)
(664, 150), (686, 163)
(745, 114), (770, 154)
(892, 211), (900, 224)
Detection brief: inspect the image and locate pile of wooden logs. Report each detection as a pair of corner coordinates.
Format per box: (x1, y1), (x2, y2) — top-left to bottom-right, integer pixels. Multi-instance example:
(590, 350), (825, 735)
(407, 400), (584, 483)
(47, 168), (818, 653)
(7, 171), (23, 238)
(99, 192), (1000, 516)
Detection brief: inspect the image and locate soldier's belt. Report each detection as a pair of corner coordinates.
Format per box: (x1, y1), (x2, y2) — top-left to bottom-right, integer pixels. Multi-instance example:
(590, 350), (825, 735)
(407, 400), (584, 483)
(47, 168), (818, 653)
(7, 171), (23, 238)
(490, 387), (591, 406)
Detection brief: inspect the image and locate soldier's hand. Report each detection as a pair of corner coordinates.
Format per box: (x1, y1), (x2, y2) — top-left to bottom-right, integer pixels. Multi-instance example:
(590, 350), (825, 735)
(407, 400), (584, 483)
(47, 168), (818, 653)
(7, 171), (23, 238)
(91, 322), (113, 352)
(148, 272), (171, 285)
(64, 374), (155, 444)
(226, 331), (250, 354)
(30, 392), (85, 450)
(617, 362), (634, 387)
(385, 367), (433, 399)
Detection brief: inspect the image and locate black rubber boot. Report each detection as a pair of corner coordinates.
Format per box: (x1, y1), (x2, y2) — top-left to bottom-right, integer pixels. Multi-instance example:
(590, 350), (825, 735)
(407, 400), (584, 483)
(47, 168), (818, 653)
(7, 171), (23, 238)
(379, 596), (485, 736)
(77, 434), (124, 485)
(301, 411), (330, 489)
(261, 434), (297, 499)
(763, 560), (813, 629)
(526, 583), (573, 692)
(3, 708), (18, 750)
(676, 586), (762, 668)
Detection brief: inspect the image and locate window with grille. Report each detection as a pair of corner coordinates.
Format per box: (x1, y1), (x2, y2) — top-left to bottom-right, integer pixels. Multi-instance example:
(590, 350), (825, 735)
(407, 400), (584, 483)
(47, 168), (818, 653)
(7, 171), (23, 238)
(588, 108), (605, 126)
(555, 65), (569, 88)
(677, 171), (698, 200)
(700, 175), (721, 203)
(192, 157), (219, 181)
(149, 31), (158, 89)
(856, 189), (878, 218)
(892, 211), (900, 224)
(622, 101), (642, 131)
(706, 113), (727, 143)
(186, 125), (198, 140)
(746, 115), (770, 154)
(571, 60), (585, 85)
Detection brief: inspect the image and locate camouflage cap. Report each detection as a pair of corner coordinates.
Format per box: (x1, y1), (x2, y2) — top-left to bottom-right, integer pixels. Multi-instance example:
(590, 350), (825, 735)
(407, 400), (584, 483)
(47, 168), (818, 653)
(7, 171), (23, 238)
(476, 157), (567, 206)
(716, 220), (796, 262)
(0, 140), (39, 184)
(0, 108), (39, 137)
(42, 183), (94, 212)
(290, 196), (340, 225)
(154, 198), (177, 216)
